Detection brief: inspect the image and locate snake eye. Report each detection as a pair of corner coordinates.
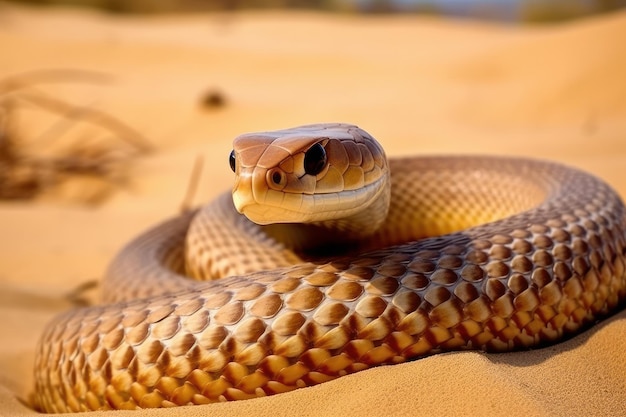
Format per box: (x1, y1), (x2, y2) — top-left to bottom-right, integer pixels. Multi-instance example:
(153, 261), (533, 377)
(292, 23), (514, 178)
(229, 150), (236, 172)
(304, 143), (327, 176)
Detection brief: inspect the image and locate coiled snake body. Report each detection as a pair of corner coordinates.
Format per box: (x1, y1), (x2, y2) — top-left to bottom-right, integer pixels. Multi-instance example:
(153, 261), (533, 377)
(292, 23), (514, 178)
(35, 124), (626, 413)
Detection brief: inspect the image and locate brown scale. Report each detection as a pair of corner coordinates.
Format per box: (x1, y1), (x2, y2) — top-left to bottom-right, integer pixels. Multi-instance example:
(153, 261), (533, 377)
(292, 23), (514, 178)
(33, 124), (626, 413)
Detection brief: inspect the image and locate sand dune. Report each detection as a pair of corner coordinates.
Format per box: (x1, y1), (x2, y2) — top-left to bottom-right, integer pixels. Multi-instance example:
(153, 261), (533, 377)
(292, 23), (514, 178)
(1, 3), (625, 416)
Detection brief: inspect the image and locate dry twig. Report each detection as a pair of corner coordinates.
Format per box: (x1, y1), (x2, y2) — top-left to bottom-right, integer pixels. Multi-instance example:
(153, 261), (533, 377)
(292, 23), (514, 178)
(0, 68), (152, 204)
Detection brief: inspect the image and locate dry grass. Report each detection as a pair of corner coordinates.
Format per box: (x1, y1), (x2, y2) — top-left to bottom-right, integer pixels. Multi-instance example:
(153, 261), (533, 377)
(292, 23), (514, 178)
(0, 69), (152, 205)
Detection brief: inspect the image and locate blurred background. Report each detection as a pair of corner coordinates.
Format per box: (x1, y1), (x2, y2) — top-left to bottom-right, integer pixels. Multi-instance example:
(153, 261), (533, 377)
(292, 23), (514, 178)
(4, 0), (626, 21)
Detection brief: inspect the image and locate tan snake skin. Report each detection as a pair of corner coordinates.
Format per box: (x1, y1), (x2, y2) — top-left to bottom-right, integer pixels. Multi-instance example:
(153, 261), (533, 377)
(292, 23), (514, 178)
(34, 124), (626, 413)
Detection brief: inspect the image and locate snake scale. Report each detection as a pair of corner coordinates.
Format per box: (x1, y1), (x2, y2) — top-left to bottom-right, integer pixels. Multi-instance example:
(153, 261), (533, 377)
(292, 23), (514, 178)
(34, 124), (626, 413)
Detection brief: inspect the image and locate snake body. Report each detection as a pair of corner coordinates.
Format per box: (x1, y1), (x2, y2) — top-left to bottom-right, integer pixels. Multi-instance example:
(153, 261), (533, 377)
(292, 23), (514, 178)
(35, 124), (626, 413)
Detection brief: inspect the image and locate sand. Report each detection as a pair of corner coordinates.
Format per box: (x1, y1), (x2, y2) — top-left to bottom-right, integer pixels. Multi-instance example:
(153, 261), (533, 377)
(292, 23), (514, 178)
(1, 2), (625, 416)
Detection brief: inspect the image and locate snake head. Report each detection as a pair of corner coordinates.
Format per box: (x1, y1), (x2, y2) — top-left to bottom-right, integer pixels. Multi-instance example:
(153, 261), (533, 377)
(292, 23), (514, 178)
(229, 123), (390, 235)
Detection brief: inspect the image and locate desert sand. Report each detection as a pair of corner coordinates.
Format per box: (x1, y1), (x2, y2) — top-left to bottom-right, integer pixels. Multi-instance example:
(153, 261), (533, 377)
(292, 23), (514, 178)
(1, 2), (625, 416)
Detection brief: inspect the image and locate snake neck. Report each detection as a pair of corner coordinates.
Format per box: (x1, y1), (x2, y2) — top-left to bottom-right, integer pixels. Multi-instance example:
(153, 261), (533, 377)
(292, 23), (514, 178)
(312, 172), (391, 240)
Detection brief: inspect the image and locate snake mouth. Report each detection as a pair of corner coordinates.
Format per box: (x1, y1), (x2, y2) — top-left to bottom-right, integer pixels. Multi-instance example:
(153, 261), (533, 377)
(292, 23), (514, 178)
(233, 173), (389, 226)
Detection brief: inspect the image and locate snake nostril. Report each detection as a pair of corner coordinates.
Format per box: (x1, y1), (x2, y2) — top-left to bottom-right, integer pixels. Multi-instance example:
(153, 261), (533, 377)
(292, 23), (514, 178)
(267, 168), (287, 190)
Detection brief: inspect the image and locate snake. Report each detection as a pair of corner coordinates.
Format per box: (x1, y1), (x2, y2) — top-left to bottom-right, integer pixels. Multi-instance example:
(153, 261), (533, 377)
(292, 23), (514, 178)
(34, 123), (626, 413)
